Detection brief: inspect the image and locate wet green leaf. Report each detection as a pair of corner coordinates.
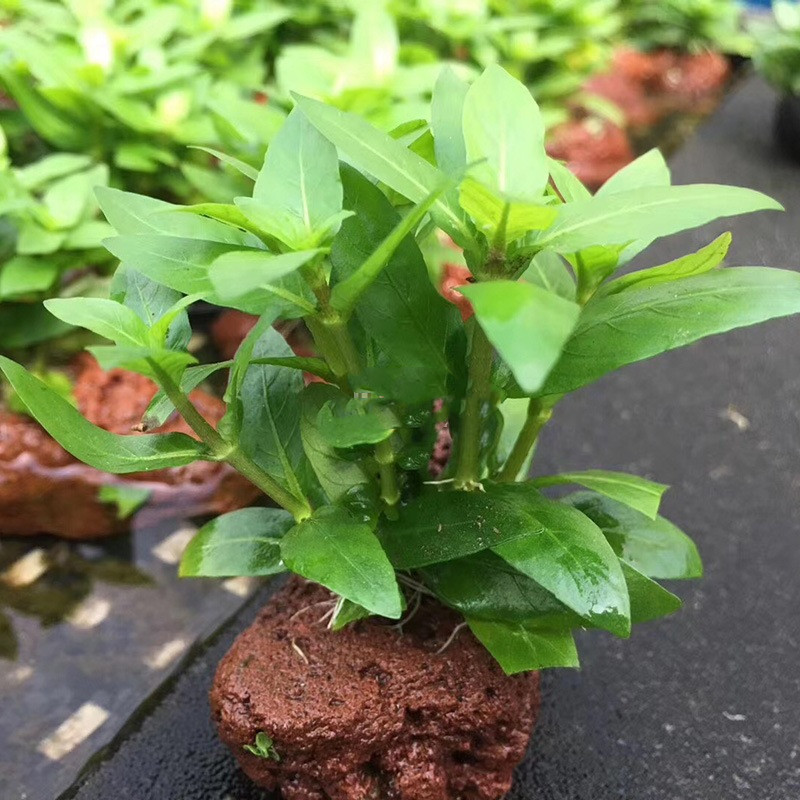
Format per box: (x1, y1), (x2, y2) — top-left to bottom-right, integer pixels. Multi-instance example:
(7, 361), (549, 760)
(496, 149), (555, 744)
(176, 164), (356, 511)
(489, 484), (631, 637)
(180, 507), (293, 578)
(378, 487), (544, 570)
(622, 561), (683, 624)
(467, 618), (579, 674)
(533, 470), (668, 519)
(317, 400), (397, 448)
(281, 505), (403, 618)
(565, 491), (702, 580)
(300, 384), (371, 504)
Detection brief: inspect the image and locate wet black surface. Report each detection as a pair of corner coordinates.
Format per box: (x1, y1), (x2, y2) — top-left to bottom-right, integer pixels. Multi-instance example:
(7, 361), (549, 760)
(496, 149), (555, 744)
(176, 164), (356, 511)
(65, 75), (800, 800)
(0, 519), (257, 800)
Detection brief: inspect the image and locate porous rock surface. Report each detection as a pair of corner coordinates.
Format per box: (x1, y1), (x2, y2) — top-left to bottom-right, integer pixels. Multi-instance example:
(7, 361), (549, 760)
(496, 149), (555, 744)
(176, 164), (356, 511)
(212, 578), (540, 800)
(0, 355), (259, 538)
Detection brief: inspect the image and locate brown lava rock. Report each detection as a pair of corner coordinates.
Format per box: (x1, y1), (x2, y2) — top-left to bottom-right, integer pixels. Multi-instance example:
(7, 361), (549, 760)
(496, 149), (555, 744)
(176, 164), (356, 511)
(212, 578), (540, 800)
(586, 47), (731, 132)
(211, 310), (260, 361)
(0, 355), (259, 538)
(547, 116), (634, 190)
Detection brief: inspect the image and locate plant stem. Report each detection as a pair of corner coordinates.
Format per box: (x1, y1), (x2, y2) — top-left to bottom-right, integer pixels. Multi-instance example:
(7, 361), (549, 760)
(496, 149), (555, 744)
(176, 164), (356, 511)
(303, 258), (403, 513)
(453, 320), (495, 490)
(497, 397), (552, 482)
(375, 438), (400, 519)
(148, 360), (312, 521)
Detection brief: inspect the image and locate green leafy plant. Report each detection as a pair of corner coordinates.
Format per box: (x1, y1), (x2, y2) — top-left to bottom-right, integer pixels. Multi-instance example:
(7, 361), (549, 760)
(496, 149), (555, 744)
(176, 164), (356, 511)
(395, 0), (623, 127)
(621, 0), (752, 54)
(3, 66), (799, 674)
(0, 0), (289, 201)
(243, 731), (281, 761)
(0, 150), (115, 348)
(751, 1), (800, 94)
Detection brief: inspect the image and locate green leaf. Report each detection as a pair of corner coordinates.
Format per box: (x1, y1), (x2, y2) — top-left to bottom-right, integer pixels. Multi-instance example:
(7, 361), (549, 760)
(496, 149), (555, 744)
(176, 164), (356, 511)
(189, 146), (258, 180)
(145, 361), (231, 429)
(459, 281), (580, 394)
(97, 187), (253, 244)
(293, 93), (475, 251)
(248, 108), (345, 248)
(331, 166), (463, 401)
(300, 384), (370, 504)
(0, 256), (59, 298)
(242, 731), (280, 761)
(44, 298), (150, 346)
(600, 233), (732, 296)
(421, 551), (581, 626)
(209, 249), (321, 301)
(233, 325), (307, 499)
(252, 356), (334, 383)
(378, 488), (546, 570)
(490, 484), (631, 637)
(459, 178), (557, 243)
(533, 470), (668, 519)
(597, 149), (671, 196)
(97, 485), (151, 520)
(543, 268), (800, 395)
(317, 400), (397, 448)
(281, 505), (403, 618)
(15, 153), (92, 190)
(87, 345), (196, 384)
(330, 178), (451, 315)
(0, 357), (209, 473)
(564, 491), (703, 580)
(179, 507), (294, 578)
(462, 64), (548, 202)
(329, 597), (371, 631)
(431, 66), (468, 175)
(534, 185), (782, 254)
(0, 302), (73, 348)
(467, 618), (579, 674)
(547, 157), (591, 203)
(110, 267), (190, 351)
(622, 561), (683, 625)
(104, 234), (238, 296)
(522, 250), (575, 301)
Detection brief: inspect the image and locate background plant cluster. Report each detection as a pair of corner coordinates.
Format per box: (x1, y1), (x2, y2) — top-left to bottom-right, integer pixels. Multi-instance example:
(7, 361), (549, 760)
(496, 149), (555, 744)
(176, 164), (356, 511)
(4, 63), (800, 673)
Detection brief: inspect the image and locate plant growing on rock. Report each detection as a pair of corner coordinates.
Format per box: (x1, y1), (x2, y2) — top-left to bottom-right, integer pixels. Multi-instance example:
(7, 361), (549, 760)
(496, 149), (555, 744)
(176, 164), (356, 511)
(3, 65), (800, 675)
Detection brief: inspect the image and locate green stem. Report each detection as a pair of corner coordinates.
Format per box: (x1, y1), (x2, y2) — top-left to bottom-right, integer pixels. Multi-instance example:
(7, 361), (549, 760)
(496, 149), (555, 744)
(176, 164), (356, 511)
(375, 438), (400, 520)
(148, 360), (312, 521)
(453, 320), (495, 490)
(497, 397), (552, 482)
(302, 259), (402, 512)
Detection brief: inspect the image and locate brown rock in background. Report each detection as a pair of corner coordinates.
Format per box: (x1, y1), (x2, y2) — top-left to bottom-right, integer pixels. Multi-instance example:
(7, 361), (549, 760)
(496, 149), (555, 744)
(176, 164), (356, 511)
(547, 116), (635, 190)
(0, 355), (259, 538)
